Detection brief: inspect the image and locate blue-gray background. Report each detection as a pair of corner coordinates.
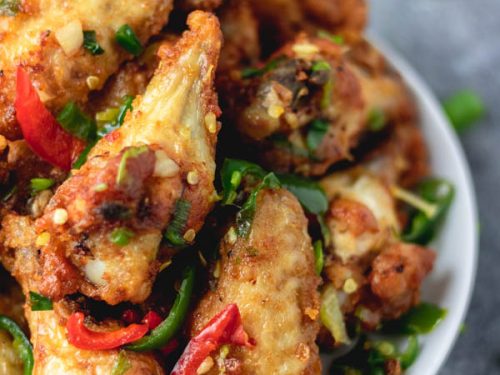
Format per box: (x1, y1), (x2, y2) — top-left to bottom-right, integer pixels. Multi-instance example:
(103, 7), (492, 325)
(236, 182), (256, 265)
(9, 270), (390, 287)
(370, 1), (500, 374)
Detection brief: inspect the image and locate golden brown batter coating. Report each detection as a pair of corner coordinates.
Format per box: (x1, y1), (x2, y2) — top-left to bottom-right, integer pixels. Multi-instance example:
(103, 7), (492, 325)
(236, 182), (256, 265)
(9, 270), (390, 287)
(33, 11), (223, 305)
(320, 169), (435, 332)
(0, 0), (173, 140)
(190, 189), (321, 374)
(0, 213), (164, 375)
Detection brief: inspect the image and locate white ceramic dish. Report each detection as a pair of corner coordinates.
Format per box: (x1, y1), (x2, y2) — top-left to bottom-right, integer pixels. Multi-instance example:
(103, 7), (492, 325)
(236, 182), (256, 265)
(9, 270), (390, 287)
(322, 37), (479, 375)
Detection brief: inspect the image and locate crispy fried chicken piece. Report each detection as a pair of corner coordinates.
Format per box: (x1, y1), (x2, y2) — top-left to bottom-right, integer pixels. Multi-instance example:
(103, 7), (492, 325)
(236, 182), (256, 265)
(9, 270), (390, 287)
(32, 11), (222, 305)
(0, 213), (164, 374)
(219, 35), (415, 176)
(190, 189), (321, 374)
(217, 0), (261, 73)
(369, 242), (435, 320)
(0, 0), (173, 140)
(320, 169), (435, 334)
(251, 0), (367, 51)
(364, 121), (430, 188)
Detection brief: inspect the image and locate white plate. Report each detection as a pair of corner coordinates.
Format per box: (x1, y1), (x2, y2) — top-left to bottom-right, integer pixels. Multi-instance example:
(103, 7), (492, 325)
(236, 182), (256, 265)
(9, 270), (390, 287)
(322, 37), (479, 375)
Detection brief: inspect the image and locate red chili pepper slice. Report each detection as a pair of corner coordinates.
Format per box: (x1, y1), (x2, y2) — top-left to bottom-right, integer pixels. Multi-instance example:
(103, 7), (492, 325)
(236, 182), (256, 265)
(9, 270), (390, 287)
(143, 311), (163, 330)
(66, 312), (148, 350)
(171, 304), (253, 375)
(15, 67), (83, 170)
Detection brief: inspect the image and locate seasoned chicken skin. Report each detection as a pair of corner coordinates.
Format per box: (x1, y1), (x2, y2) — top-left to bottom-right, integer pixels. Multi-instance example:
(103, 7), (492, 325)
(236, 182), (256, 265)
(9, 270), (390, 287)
(251, 0), (367, 49)
(0, 213), (164, 375)
(219, 35), (415, 176)
(0, 0), (174, 140)
(190, 189), (321, 375)
(33, 11), (222, 305)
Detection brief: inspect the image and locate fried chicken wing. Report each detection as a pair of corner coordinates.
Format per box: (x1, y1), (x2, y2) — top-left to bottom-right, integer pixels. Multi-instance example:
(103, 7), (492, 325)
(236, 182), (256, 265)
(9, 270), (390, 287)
(319, 169), (435, 332)
(0, 213), (164, 375)
(190, 189), (321, 374)
(31, 11), (222, 305)
(251, 0), (367, 51)
(0, 0), (174, 140)
(219, 35), (415, 176)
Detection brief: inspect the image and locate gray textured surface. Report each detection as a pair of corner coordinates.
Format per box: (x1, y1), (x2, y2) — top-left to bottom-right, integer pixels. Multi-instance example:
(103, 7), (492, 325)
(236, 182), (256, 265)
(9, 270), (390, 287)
(370, 1), (500, 374)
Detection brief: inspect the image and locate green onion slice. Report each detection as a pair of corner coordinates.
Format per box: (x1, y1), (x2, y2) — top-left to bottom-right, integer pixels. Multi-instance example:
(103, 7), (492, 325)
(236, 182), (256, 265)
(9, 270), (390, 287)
(29, 291), (53, 311)
(109, 227), (135, 246)
(57, 102), (97, 141)
(30, 178), (54, 194)
(317, 30), (344, 45)
(164, 199), (192, 247)
(367, 107), (386, 132)
(83, 30), (105, 55)
(241, 56), (286, 79)
(115, 24), (143, 56)
(236, 173), (281, 238)
(313, 240), (324, 275)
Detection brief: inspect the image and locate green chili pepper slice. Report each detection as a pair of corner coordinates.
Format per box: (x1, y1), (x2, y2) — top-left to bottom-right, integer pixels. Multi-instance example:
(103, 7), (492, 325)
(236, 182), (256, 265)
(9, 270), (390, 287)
(402, 178), (455, 245)
(443, 89), (485, 133)
(400, 335), (419, 369)
(0, 315), (34, 375)
(126, 265), (195, 351)
(384, 302), (447, 335)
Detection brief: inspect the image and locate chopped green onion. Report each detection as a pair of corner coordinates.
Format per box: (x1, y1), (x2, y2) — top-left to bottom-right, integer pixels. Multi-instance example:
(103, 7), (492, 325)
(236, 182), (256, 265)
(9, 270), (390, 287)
(0, 0), (19, 16)
(116, 145), (149, 186)
(30, 178), (54, 194)
(306, 119), (329, 152)
(277, 173), (328, 215)
(443, 89), (485, 133)
(97, 95), (134, 137)
(400, 335), (419, 369)
(109, 227), (135, 246)
(72, 139), (96, 170)
(392, 186), (438, 219)
(83, 30), (104, 55)
(164, 199), (191, 247)
(57, 102), (97, 141)
(2, 185), (17, 202)
(111, 350), (132, 375)
(321, 77), (333, 110)
(317, 30), (344, 45)
(401, 178), (455, 245)
(384, 303), (447, 334)
(320, 284), (350, 345)
(236, 173), (281, 238)
(220, 159), (267, 205)
(313, 240), (324, 275)
(311, 60), (331, 72)
(367, 108), (386, 132)
(241, 56), (286, 79)
(115, 24), (143, 56)
(29, 291), (53, 311)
